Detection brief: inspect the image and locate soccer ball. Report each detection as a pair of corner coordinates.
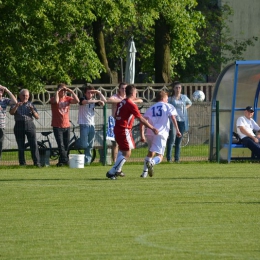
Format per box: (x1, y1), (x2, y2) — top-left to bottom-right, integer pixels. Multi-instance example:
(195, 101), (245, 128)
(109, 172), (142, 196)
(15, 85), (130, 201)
(192, 90), (205, 102)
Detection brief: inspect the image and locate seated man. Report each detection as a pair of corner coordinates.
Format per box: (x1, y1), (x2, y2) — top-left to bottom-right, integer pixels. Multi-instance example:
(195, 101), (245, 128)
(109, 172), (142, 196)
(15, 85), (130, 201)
(237, 106), (260, 158)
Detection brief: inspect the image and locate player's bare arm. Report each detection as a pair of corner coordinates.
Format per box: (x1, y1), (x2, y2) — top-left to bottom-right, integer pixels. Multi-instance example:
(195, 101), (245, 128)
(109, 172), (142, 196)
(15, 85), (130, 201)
(138, 116), (159, 135)
(139, 122), (146, 142)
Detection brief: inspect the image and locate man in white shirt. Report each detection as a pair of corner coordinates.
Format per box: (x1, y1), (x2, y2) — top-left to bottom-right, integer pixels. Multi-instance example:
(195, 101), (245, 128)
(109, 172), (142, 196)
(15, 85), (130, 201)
(236, 106), (260, 158)
(140, 91), (181, 177)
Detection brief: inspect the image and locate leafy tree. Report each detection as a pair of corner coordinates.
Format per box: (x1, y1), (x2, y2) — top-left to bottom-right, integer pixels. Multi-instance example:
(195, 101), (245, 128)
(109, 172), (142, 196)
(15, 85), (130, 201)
(176, 0), (258, 82)
(0, 0), (102, 92)
(131, 0), (205, 83)
(90, 0), (137, 83)
(1, 0), (256, 90)
(132, 0), (258, 83)
(0, 0), (206, 87)
(89, 0), (205, 84)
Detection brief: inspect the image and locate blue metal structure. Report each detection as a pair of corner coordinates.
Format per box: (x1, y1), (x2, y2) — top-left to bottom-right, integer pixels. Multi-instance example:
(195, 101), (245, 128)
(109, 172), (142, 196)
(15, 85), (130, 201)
(209, 60), (260, 162)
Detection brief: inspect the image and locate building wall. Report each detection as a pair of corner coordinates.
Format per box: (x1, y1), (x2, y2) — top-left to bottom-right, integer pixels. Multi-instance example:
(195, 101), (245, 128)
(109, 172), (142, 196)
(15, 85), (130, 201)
(220, 0), (260, 63)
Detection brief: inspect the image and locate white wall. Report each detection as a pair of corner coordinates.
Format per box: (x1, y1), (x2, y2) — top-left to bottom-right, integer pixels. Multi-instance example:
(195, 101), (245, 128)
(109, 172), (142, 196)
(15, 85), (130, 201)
(221, 0), (260, 62)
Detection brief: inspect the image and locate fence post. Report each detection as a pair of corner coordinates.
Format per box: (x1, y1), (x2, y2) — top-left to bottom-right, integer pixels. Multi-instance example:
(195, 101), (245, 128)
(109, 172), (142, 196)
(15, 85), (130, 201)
(216, 100), (220, 163)
(102, 104), (107, 166)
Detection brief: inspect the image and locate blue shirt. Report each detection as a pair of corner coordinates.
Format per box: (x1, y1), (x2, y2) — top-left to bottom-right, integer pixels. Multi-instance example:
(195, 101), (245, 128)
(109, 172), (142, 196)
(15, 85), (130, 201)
(168, 94), (192, 131)
(11, 99), (38, 122)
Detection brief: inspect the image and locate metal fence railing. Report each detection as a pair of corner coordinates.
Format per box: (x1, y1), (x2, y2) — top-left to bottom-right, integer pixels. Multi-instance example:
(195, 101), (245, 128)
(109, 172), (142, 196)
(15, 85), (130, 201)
(24, 83), (215, 104)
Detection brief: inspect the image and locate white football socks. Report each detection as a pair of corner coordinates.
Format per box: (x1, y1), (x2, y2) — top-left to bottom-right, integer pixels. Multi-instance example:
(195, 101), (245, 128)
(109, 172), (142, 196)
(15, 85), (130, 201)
(152, 156), (161, 165)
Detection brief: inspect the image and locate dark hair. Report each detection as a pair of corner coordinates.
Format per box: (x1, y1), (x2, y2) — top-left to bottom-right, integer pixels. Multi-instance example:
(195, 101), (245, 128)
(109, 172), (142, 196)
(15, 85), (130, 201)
(155, 91), (168, 102)
(125, 84), (136, 97)
(117, 82), (127, 94)
(82, 83), (94, 93)
(170, 81), (181, 96)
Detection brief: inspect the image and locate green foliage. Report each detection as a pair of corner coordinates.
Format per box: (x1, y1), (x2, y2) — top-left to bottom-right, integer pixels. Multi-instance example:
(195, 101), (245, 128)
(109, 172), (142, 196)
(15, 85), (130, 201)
(0, 0), (257, 89)
(133, 0), (205, 81)
(91, 0), (137, 72)
(175, 0), (223, 81)
(0, 0), (103, 92)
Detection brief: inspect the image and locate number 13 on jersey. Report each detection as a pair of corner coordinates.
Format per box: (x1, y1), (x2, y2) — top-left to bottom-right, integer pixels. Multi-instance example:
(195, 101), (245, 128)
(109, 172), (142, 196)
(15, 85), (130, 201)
(152, 105), (162, 117)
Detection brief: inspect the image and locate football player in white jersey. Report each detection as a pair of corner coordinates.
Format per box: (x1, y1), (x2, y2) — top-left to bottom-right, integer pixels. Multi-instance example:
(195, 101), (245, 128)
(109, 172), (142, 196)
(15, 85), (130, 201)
(140, 91), (181, 177)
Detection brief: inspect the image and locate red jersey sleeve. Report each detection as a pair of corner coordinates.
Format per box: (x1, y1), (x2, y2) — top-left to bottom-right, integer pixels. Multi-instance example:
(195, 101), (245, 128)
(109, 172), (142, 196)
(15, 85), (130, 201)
(131, 102), (141, 118)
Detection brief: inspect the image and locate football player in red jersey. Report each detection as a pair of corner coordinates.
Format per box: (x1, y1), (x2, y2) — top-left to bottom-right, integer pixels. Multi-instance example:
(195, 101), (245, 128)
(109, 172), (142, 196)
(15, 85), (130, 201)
(106, 84), (158, 180)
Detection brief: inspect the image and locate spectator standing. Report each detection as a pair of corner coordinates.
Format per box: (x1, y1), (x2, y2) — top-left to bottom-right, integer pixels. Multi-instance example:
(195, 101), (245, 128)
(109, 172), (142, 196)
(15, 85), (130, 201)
(140, 91), (181, 177)
(9, 89), (40, 166)
(0, 85), (17, 161)
(107, 82), (142, 162)
(106, 84), (158, 180)
(76, 84), (106, 165)
(166, 81), (192, 163)
(237, 106), (260, 158)
(50, 83), (79, 166)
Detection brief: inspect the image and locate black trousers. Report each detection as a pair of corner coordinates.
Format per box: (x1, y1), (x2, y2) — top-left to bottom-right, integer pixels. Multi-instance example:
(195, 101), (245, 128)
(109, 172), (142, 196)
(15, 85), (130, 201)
(14, 121), (40, 165)
(53, 127), (70, 164)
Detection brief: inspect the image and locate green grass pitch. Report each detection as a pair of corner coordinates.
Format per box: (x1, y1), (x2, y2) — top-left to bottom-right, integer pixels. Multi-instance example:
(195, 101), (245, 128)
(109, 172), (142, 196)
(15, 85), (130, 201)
(0, 163), (259, 259)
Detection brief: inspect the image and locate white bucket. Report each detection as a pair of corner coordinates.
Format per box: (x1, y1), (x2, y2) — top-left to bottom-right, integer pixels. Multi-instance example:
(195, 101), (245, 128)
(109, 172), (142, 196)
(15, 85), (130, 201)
(69, 154), (85, 168)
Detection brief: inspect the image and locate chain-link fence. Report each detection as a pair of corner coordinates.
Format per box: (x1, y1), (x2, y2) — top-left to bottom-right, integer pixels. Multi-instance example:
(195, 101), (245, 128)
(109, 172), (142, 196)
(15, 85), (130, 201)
(1, 83), (214, 165)
(119, 103), (211, 163)
(1, 102), (211, 165)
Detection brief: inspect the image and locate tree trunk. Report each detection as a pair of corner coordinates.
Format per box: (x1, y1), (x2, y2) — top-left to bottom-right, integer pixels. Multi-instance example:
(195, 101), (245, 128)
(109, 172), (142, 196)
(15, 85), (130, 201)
(154, 15), (171, 83)
(92, 18), (113, 83)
